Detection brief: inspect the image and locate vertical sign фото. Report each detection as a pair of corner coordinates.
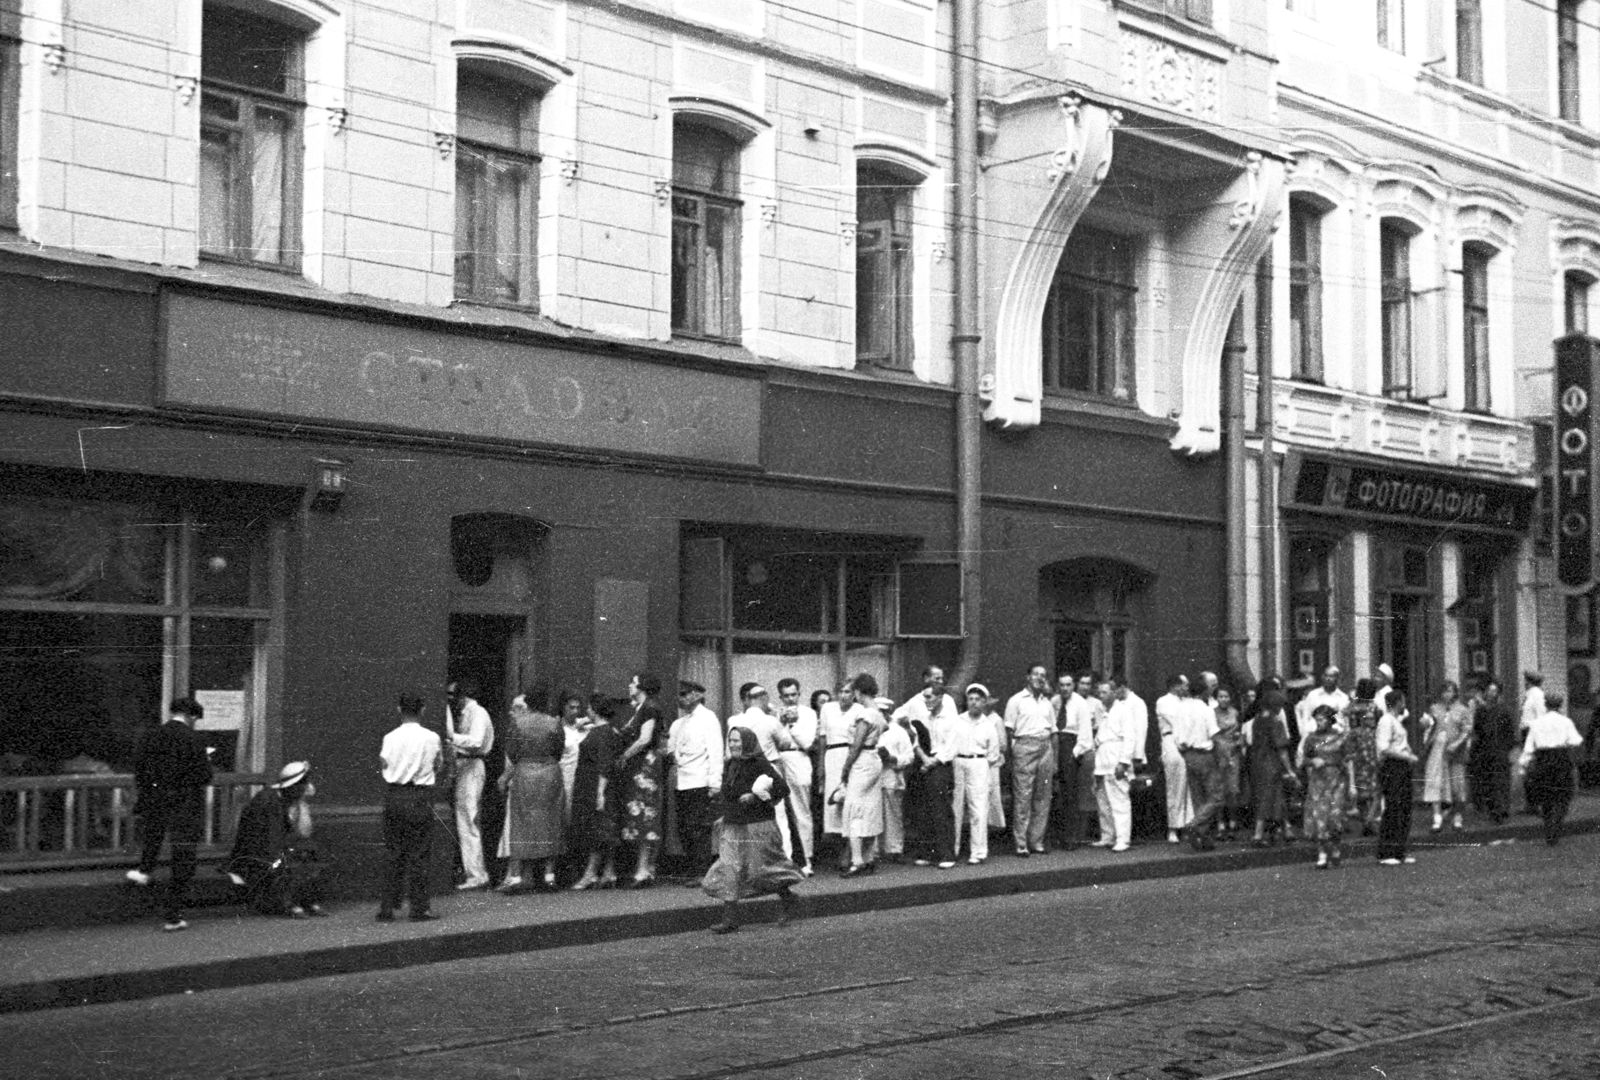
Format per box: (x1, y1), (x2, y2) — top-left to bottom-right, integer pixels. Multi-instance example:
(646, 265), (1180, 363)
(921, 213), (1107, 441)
(1556, 335), (1596, 589)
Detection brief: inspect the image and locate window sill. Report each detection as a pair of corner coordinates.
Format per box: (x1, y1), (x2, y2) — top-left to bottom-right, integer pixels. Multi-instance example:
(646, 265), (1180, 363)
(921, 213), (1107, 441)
(198, 253), (304, 280)
(1039, 391), (1177, 436)
(451, 296), (540, 318)
(671, 329), (744, 348)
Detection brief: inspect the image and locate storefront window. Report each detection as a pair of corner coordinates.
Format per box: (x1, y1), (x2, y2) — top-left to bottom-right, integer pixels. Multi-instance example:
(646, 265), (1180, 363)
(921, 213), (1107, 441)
(680, 530), (898, 717)
(0, 495), (275, 777)
(1288, 536), (1334, 679)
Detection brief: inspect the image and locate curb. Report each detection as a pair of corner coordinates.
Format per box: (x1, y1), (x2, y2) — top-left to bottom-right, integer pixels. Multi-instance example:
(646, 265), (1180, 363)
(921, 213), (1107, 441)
(2, 815), (1592, 1015)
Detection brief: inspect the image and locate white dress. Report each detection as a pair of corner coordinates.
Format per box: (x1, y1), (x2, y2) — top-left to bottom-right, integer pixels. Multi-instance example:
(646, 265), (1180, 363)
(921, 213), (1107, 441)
(842, 709), (888, 839)
(819, 701), (856, 835)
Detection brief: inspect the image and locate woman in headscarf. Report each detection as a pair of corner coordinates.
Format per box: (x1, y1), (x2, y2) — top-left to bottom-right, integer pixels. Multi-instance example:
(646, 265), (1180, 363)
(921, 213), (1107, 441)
(834, 673), (889, 877)
(1422, 680), (1472, 832)
(495, 687), (567, 892)
(1299, 704), (1355, 869)
(702, 725), (803, 934)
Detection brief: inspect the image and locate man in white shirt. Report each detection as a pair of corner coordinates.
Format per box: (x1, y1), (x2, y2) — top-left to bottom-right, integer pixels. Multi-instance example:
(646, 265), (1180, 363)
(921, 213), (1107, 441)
(1519, 690), (1584, 845)
(446, 678), (494, 891)
(669, 680), (723, 878)
(878, 707), (916, 861)
(378, 691), (443, 922)
(1517, 671), (1547, 815)
(893, 666), (960, 865)
(1296, 666), (1350, 739)
(1089, 679), (1135, 852)
(1173, 687), (1224, 851)
(1154, 674), (1193, 844)
(774, 678), (819, 874)
(953, 683), (1001, 863)
(1109, 674), (1150, 773)
(1004, 664), (1057, 856)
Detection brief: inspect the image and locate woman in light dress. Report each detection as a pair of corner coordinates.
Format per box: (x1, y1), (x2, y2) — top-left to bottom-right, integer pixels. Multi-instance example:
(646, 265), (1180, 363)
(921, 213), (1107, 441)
(832, 673), (888, 877)
(1422, 681), (1472, 832)
(495, 688), (566, 892)
(816, 686), (856, 872)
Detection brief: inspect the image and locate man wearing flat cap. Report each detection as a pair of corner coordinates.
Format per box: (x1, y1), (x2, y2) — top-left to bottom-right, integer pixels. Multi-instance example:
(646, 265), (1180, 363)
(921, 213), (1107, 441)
(227, 761), (328, 918)
(127, 696), (215, 932)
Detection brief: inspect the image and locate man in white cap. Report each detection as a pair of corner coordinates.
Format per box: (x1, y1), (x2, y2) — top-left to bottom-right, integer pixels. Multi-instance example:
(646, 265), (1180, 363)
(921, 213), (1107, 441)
(953, 683), (1001, 863)
(1296, 666), (1350, 737)
(227, 760), (328, 918)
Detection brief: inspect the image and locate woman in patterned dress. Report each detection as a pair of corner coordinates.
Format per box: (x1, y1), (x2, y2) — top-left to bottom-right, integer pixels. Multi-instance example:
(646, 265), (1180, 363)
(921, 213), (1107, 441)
(1299, 704), (1355, 868)
(615, 673), (667, 887)
(1342, 680), (1382, 836)
(1423, 681), (1472, 832)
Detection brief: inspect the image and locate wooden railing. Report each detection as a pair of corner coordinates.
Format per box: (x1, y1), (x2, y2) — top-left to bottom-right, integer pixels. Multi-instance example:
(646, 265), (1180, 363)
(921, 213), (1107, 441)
(0, 773), (270, 871)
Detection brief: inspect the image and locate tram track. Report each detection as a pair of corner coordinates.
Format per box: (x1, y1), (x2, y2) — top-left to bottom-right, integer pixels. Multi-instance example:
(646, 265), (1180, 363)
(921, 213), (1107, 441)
(234, 925), (1600, 1080)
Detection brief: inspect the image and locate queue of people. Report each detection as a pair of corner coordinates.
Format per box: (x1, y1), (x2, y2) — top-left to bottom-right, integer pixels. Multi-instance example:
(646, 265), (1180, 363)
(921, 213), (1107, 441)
(118, 660), (1587, 932)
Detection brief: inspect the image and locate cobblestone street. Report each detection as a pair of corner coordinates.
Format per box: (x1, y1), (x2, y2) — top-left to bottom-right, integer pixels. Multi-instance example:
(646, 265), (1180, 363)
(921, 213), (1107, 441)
(4, 831), (1597, 1079)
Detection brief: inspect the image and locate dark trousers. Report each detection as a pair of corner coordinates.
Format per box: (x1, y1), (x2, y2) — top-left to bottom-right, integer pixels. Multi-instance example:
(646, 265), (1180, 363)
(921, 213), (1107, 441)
(676, 787), (717, 874)
(1377, 759), (1413, 861)
(1050, 734), (1082, 846)
(1527, 749), (1576, 844)
(1182, 749), (1224, 838)
(1480, 753), (1511, 822)
(381, 786), (436, 915)
(137, 793), (203, 921)
(911, 763), (956, 862)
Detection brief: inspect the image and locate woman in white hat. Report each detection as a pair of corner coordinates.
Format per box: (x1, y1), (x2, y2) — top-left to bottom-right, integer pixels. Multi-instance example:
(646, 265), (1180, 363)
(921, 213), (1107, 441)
(227, 761), (327, 918)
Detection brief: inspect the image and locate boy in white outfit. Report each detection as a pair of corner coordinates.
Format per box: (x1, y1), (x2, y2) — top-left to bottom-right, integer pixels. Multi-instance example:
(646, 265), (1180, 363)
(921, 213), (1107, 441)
(954, 683), (1001, 862)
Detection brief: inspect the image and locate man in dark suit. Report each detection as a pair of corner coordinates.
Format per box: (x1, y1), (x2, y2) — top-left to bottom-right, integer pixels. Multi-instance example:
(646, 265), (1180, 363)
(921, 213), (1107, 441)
(127, 697), (214, 931)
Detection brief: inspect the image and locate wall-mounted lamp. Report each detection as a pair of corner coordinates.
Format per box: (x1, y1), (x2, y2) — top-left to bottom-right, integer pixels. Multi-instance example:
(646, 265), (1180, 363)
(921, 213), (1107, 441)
(306, 458), (349, 512)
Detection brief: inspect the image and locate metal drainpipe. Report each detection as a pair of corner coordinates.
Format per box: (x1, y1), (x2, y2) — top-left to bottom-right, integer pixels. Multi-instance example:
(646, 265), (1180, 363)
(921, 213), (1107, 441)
(948, 0), (982, 692)
(1223, 304), (1256, 693)
(1256, 258), (1279, 679)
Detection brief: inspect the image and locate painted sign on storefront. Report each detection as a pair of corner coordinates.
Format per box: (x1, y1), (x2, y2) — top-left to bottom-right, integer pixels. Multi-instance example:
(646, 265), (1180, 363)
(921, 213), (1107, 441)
(161, 293), (764, 467)
(1556, 334), (1597, 589)
(1285, 453), (1534, 535)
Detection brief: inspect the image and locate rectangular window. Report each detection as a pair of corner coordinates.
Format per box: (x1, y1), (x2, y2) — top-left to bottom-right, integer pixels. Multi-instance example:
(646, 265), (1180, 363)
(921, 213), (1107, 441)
(1042, 225), (1137, 401)
(1566, 271), (1591, 334)
(672, 123), (742, 341)
(1456, 0), (1483, 85)
(454, 70), (540, 306)
(1380, 221), (1413, 398)
(199, 5), (303, 267)
(0, 13), (17, 230)
(1288, 200), (1324, 382)
(1560, 0), (1581, 122)
(1377, 0), (1405, 52)
(1128, 0), (1213, 25)
(1462, 244), (1492, 412)
(856, 166), (915, 371)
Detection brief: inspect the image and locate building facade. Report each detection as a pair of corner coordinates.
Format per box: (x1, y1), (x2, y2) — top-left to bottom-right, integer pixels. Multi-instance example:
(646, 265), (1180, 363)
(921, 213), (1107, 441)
(0, 0), (1588, 866)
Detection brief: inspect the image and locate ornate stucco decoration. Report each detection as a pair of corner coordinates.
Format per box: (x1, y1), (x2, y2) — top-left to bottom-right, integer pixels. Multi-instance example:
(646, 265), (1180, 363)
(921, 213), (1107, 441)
(1119, 29), (1221, 120)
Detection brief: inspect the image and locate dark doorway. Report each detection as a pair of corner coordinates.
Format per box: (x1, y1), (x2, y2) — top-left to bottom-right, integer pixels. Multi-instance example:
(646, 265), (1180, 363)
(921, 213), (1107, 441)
(1054, 624), (1094, 680)
(447, 613), (527, 886)
(1381, 592), (1430, 707)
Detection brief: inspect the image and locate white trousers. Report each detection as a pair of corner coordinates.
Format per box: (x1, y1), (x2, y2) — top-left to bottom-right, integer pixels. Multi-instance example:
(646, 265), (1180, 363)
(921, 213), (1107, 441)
(953, 757), (990, 859)
(454, 758), (488, 885)
(1094, 773), (1132, 849)
(776, 751), (813, 864)
(882, 787), (905, 854)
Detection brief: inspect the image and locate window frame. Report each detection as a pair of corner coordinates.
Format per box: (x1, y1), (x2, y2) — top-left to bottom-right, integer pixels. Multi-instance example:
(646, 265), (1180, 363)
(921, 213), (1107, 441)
(452, 68), (542, 308)
(0, 18), (18, 231)
(1461, 242), (1493, 413)
(1456, 0), (1484, 86)
(1559, 0), (1582, 123)
(1288, 197), (1325, 383)
(1380, 219), (1414, 398)
(1377, 0), (1406, 53)
(671, 122), (744, 342)
(1041, 225), (1139, 403)
(198, 6), (306, 270)
(855, 164), (917, 372)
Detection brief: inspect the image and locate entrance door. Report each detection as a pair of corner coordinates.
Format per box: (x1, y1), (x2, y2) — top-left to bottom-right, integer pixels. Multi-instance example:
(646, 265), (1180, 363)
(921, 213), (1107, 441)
(1054, 624), (1095, 681)
(1380, 592), (1431, 706)
(447, 613), (526, 884)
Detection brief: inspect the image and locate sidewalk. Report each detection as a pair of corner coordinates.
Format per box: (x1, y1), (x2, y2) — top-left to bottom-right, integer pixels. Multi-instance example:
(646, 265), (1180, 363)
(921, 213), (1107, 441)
(2, 796), (1595, 1015)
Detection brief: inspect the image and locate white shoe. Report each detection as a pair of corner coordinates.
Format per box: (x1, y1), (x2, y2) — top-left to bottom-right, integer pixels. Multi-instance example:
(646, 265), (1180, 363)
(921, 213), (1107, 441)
(456, 880), (489, 891)
(1379, 858), (1401, 866)
(937, 860), (957, 869)
(913, 858), (932, 867)
(1167, 831), (1181, 844)
(1089, 840), (1113, 848)
(1402, 856), (1416, 864)
(800, 866), (814, 878)
(162, 919), (188, 932)
(1111, 844), (1130, 853)
(125, 869), (151, 886)
(967, 857), (985, 865)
